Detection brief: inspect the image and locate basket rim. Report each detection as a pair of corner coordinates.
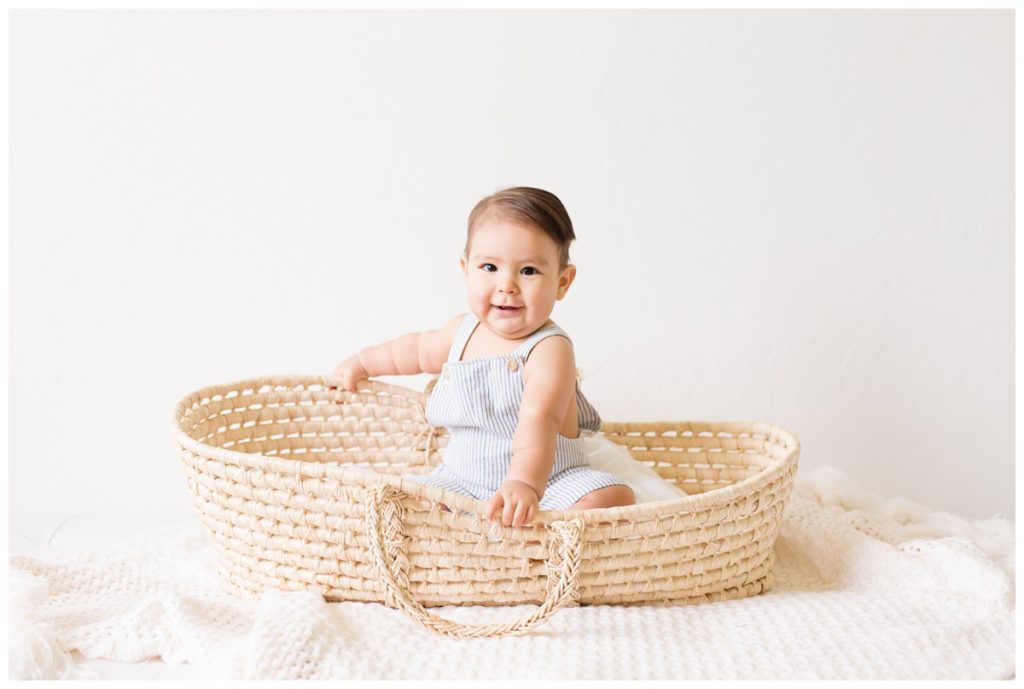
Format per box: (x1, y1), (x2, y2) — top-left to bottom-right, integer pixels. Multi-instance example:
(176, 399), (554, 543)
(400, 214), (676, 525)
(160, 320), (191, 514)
(172, 374), (800, 527)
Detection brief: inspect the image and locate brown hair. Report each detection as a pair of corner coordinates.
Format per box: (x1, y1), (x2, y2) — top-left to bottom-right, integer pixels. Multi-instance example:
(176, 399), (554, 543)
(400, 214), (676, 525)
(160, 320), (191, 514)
(464, 186), (576, 270)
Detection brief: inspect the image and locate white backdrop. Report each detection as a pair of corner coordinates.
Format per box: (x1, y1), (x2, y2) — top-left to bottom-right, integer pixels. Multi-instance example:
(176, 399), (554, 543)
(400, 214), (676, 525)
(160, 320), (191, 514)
(10, 9), (1012, 529)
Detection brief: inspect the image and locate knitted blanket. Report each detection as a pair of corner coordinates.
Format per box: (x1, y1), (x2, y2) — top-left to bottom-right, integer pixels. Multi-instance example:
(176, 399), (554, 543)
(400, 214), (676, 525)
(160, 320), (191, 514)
(9, 467), (1014, 680)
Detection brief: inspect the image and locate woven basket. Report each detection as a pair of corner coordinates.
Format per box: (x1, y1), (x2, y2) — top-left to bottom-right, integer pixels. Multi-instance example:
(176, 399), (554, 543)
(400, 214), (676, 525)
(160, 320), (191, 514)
(172, 374), (800, 638)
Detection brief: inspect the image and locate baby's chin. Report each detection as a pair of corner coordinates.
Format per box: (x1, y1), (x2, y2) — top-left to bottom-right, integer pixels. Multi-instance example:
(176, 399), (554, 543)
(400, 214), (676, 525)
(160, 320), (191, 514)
(482, 308), (547, 338)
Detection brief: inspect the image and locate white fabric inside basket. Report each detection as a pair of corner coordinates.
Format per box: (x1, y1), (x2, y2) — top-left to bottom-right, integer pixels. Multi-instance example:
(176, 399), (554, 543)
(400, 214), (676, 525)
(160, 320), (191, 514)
(582, 433), (688, 502)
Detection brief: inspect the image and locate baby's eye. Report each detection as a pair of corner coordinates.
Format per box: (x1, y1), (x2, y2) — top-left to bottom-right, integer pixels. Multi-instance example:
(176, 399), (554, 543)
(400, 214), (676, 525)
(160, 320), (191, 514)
(480, 263), (496, 272)
(521, 267), (539, 276)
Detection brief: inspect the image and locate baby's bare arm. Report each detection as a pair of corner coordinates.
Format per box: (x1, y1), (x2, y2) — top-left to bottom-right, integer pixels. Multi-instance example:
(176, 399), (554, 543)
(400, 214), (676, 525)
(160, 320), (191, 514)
(331, 315), (462, 395)
(341, 313), (465, 380)
(358, 332), (422, 376)
(505, 336), (577, 500)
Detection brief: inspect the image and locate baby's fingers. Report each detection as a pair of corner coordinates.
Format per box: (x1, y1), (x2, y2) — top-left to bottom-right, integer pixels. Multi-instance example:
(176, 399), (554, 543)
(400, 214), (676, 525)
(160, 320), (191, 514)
(511, 501), (532, 528)
(501, 496), (520, 527)
(484, 494), (503, 523)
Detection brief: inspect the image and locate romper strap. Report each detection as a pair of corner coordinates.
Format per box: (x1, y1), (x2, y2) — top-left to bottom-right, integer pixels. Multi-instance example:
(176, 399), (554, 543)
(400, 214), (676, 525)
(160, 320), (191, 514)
(513, 322), (571, 362)
(446, 312), (480, 363)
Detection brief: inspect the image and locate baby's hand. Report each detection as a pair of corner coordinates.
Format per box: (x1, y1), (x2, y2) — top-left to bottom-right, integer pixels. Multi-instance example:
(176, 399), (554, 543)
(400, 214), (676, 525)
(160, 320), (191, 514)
(484, 479), (540, 528)
(328, 355), (369, 399)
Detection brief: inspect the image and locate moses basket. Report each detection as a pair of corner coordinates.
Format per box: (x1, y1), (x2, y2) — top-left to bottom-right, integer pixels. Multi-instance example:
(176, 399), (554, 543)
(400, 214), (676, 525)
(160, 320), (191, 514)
(172, 374), (800, 638)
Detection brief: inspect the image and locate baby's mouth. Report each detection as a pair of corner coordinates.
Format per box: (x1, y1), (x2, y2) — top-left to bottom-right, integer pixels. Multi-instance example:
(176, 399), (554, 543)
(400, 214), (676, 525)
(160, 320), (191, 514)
(493, 305), (522, 312)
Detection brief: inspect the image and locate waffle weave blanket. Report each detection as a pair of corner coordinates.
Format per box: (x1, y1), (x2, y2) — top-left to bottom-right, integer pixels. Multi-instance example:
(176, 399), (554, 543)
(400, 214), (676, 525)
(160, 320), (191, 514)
(8, 467), (1014, 680)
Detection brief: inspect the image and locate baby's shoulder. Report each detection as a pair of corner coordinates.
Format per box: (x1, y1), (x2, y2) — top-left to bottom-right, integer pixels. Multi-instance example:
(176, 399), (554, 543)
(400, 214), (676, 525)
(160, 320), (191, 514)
(440, 312), (470, 343)
(521, 334), (577, 395)
(442, 312), (469, 333)
(523, 331), (575, 372)
(419, 312), (468, 373)
(530, 320), (574, 350)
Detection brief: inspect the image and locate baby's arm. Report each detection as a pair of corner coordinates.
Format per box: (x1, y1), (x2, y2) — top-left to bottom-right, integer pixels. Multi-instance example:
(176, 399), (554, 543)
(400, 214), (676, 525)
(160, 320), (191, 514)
(331, 313), (464, 392)
(485, 336), (577, 527)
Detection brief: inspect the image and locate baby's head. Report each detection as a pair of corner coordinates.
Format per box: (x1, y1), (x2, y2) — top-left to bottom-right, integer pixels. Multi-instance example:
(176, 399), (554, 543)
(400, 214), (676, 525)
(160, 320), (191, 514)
(459, 186), (579, 340)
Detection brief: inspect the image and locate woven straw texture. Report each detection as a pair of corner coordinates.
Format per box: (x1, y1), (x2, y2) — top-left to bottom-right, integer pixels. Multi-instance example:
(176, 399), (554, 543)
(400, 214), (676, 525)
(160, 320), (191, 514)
(172, 375), (800, 638)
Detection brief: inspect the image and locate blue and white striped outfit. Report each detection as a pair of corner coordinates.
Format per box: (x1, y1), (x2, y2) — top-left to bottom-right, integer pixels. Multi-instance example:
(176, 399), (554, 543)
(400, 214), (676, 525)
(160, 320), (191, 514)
(405, 312), (628, 510)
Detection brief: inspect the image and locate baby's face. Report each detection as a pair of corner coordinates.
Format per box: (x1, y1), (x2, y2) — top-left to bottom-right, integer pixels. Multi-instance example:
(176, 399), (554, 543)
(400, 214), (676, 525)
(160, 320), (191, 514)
(459, 214), (576, 341)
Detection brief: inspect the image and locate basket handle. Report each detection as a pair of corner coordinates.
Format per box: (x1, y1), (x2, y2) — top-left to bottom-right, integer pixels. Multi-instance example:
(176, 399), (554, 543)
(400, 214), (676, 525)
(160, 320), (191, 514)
(365, 485), (583, 638)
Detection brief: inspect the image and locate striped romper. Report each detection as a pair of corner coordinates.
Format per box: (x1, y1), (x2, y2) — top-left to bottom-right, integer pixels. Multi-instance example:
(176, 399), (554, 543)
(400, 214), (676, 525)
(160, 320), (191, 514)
(405, 312), (628, 511)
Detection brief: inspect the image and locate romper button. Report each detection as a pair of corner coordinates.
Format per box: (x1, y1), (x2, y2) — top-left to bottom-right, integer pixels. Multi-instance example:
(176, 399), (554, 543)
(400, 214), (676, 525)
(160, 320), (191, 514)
(506, 359), (519, 372)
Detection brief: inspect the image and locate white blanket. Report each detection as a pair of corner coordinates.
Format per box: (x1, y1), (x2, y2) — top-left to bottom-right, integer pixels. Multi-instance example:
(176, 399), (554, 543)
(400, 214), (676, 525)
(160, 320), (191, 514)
(8, 466), (1014, 680)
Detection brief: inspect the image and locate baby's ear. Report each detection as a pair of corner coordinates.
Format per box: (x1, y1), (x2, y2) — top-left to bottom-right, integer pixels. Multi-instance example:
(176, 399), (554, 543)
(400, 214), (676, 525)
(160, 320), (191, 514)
(557, 264), (577, 296)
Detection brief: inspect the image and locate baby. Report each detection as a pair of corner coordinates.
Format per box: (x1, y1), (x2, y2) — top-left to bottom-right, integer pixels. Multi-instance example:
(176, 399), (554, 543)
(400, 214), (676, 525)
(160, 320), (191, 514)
(330, 186), (635, 528)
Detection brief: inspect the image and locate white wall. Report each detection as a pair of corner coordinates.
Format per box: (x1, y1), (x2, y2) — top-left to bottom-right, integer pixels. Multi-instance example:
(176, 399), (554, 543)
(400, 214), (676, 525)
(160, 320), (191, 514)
(10, 9), (1012, 526)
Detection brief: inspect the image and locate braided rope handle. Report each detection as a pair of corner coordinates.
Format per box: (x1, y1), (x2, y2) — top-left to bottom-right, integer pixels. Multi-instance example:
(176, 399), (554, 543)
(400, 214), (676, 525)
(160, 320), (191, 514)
(365, 484), (584, 638)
